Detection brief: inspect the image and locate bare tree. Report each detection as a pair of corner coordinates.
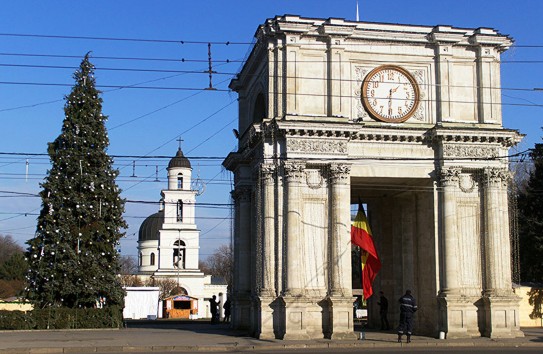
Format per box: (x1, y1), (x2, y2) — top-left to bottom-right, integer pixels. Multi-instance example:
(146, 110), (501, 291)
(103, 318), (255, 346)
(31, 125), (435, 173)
(0, 234), (24, 264)
(202, 244), (233, 289)
(119, 255), (138, 275)
(147, 278), (179, 300)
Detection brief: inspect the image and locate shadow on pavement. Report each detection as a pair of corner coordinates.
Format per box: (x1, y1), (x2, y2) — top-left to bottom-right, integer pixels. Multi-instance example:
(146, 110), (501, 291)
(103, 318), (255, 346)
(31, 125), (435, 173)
(124, 319), (249, 337)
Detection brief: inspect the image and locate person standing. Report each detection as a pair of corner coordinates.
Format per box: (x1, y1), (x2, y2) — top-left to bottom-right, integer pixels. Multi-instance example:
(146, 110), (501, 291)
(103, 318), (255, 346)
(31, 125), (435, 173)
(397, 290), (417, 343)
(209, 295), (218, 324)
(223, 298), (231, 323)
(378, 291), (390, 330)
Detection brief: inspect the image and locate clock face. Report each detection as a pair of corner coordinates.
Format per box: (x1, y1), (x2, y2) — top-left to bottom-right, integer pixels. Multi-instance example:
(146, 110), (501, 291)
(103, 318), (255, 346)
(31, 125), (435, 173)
(361, 65), (420, 123)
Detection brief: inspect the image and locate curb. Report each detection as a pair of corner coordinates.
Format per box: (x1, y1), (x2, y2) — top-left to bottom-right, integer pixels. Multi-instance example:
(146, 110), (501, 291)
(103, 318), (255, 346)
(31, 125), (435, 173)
(2, 340), (542, 354)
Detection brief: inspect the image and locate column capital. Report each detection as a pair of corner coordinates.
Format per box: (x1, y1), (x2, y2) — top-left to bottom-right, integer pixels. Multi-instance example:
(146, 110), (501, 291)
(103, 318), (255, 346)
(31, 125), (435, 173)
(283, 161), (305, 181)
(328, 163), (351, 184)
(231, 186), (252, 202)
(259, 163), (276, 183)
(482, 167), (510, 187)
(439, 166), (461, 187)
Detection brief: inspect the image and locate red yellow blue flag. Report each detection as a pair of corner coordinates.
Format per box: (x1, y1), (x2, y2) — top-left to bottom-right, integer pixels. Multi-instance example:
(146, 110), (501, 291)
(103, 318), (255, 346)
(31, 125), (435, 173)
(351, 204), (381, 300)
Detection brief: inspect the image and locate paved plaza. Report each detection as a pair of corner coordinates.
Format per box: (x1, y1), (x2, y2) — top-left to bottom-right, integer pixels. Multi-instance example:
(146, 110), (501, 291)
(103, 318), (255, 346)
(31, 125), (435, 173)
(0, 321), (541, 353)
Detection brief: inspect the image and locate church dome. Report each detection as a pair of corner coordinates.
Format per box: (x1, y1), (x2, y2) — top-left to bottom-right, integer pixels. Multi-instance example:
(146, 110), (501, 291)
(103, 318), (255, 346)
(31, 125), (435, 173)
(138, 211), (163, 242)
(168, 148), (191, 169)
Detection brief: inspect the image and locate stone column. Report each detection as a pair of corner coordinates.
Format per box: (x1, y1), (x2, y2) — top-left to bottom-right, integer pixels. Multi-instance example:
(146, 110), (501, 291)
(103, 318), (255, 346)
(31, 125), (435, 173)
(256, 163), (277, 339)
(481, 168), (523, 338)
(327, 163), (356, 340)
(260, 163), (276, 296)
(439, 167), (461, 294)
(328, 163), (352, 296)
(231, 186), (252, 329)
(283, 162), (304, 295)
(281, 161), (309, 340)
(482, 168), (509, 294)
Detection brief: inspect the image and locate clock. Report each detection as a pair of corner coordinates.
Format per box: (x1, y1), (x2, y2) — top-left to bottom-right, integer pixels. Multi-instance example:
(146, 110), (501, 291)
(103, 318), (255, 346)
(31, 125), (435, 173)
(361, 65), (420, 123)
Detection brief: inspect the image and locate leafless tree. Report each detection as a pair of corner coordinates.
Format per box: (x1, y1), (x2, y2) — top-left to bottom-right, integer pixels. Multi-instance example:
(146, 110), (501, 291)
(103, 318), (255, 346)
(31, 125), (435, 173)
(0, 234), (24, 264)
(202, 244), (233, 290)
(119, 255), (138, 275)
(147, 278), (179, 300)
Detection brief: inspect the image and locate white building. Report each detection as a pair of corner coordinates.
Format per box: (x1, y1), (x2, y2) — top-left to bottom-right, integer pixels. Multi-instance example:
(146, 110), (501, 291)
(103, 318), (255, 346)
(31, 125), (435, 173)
(138, 148), (227, 319)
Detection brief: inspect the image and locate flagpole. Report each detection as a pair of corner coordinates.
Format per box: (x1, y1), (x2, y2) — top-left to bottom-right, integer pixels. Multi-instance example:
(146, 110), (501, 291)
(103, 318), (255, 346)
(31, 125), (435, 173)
(356, 1), (360, 22)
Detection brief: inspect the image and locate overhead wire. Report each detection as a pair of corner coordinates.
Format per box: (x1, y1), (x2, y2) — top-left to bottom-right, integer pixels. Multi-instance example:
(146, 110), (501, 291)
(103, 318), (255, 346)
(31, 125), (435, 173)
(1, 32), (543, 48)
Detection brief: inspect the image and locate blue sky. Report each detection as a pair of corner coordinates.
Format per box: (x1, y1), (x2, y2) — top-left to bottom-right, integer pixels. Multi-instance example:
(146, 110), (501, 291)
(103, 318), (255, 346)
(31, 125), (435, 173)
(1, 0), (542, 261)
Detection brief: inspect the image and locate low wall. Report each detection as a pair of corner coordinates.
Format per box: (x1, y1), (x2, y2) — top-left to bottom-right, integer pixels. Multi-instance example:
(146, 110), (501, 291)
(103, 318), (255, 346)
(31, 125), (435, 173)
(0, 302), (33, 312)
(515, 285), (542, 327)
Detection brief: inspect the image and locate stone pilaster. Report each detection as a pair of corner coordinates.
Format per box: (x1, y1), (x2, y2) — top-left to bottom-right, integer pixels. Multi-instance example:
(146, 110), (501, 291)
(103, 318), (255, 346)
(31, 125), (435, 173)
(481, 168), (523, 338)
(231, 186), (252, 329)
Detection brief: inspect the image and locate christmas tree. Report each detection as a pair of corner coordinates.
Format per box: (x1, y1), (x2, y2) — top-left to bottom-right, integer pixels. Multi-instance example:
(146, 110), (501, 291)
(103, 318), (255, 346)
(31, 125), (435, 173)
(26, 54), (127, 308)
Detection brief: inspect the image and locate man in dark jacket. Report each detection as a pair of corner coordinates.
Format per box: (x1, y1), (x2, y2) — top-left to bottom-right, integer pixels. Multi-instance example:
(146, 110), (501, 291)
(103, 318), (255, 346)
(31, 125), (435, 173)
(397, 290), (417, 343)
(378, 291), (390, 330)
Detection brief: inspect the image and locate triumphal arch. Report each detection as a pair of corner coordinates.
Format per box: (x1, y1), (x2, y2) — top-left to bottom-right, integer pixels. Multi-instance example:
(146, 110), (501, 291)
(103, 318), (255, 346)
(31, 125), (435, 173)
(223, 15), (523, 340)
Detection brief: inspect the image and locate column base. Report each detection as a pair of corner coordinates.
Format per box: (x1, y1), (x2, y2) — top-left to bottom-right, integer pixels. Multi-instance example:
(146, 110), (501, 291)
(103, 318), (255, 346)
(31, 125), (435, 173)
(253, 295), (278, 339)
(438, 293), (481, 338)
(328, 296), (358, 340)
(483, 294), (524, 338)
(281, 295), (311, 340)
(232, 293), (252, 330)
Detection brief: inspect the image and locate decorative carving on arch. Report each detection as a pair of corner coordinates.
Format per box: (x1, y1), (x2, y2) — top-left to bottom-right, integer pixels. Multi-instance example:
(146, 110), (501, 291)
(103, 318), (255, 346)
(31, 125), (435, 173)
(287, 138), (347, 154)
(443, 144), (500, 158)
(458, 173), (477, 193)
(305, 168), (325, 189)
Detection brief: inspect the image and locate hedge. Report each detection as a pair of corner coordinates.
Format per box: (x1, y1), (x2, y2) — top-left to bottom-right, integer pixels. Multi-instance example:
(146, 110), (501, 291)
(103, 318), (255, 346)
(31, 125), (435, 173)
(0, 306), (123, 330)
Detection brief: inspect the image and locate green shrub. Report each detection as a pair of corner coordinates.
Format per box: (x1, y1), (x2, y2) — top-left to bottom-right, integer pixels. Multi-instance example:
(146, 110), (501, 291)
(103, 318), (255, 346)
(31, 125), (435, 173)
(0, 306), (123, 330)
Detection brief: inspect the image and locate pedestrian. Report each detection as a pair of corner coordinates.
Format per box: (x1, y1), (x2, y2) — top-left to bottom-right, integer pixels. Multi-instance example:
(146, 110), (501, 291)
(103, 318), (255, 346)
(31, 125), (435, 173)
(397, 289), (417, 343)
(209, 295), (218, 324)
(378, 291), (390, 330)
(223, 298), (231, 323)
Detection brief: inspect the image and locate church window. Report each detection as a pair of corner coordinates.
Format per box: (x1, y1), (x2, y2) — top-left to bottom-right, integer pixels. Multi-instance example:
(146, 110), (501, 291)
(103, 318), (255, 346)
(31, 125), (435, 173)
(139, 252), (142, 267)
(177, 200), (183, 222)
(177, 174), (183, 189)
(150, 252), (155, 266)
(173, 240), (186, 269)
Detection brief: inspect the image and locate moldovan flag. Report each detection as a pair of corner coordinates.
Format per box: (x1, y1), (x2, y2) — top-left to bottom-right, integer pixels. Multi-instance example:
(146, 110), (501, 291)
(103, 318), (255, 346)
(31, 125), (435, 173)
(351, 204), (381, 300)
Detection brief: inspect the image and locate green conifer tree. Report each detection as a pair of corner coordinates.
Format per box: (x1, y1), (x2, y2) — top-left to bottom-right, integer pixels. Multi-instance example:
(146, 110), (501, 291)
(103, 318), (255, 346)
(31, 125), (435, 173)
(26, 54), (127, 308)
(518, 143), (543, 283)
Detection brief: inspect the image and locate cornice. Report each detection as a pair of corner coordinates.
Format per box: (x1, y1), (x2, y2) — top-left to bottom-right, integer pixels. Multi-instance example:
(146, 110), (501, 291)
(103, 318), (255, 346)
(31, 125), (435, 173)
(432, 126), (523, 147)
(255, 15), (511, 48)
